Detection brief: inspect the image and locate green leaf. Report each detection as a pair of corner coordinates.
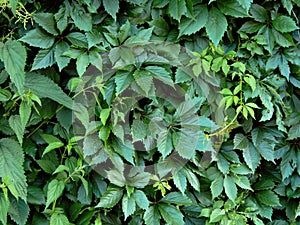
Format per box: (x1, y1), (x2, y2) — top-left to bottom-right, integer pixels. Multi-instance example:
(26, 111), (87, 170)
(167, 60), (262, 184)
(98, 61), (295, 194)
(131, 119), (147, 142)
(209, 208), (225, 223)
(173, 169), (187, 193)
(250, 4), (268, 22)
(133, 190), (149, 210)
(19, 101), (31, 129)
(9, 0), (18, 15)
(9, 115), (24, 145)
(210, 175), (224, 199)
(122, 194), (136, 219)
(256, 141), (275, 162)
(0, 193), (9, 225)
(146, 66), (174, 87)
(96, 186), (123, 208)
(70, 3), (92, 31)
(168, 0), (187, 21)
(115, 70), (134, 94)
(20, 28), (55, 49)
(233, 133), (249, 150)
(224, 175), (237, 202)
(8, 197), (29, 225)
(43, 142), (64, 157)
(50, 213), (70, 225)
(158, 204), (184, 225)
(32, 47), (56, 70)
(218, 0), (249, 18)
(272, 15), (298, 32)
(233, 176), (252, 190)
(287, 124), (300, 140)
(205, 7), (228, 46)
(0, 89), (11, 102)
(178, 5), (208, 37)
(161, 192), (192, 205)
(27, 186), (45, 205)
(24, 73), (73, 110)
(144, 206), (160, 225)
(54, 2), (70, 33)
(0, 40), (26, 93)
(76, 52), (90, 77)
(237, 0), (253, 11)
(46, 179), (65, 208)
(157, 130), (173, 158)
(66, 32), (88, 48)
(243, 143), (261, 171)
(256, 190), (281, 206)
(103, 0), (119, 21)
(33, 13), (59, 35)
(55, 41), (71, 71)
(133, 69), (153, 95)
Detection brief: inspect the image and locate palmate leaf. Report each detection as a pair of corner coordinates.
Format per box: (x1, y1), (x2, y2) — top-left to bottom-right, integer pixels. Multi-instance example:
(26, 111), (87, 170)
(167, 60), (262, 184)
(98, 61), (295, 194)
(0, 40), (26, 93)
(158, 203), (184, 225)
(272, 15), (298, 33)
(144, 206), (160, 225)
(33, 13), (59, 35)
(24, 73), (73, 110)
(0, 138), (27, 200)
(218, 0), (249, 18)
(20, 28), (55, 49)
(168, 0), (187, 21)
(103, 0), (119, 21)
(31, 47), (56, 70)
(55, 41), (71, 71)
(70, 3), (92, 31)
(122, 194), (136, 219)
(96, 185), (123, 208)
(205, 7), (228, 46)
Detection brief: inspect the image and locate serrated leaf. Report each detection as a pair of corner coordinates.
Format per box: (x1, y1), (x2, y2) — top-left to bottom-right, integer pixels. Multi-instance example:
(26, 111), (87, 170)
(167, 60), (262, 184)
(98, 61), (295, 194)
(20, 28), (55, 49)
(43, 142), (64, 157)
(54, 3), (70, 33)
(66, 32), (88, 48)
(8, 197), (29, 225)
(178, 5), (208, 37)
(146, 66), (174, 87)
(218, 0), (249, 18)
(0, 193), (9, 225)
(272, 15), (298, 33)
(256, 141), (275, 162)
(173, 169), (187, 193)
(237, 0), (253, 11)
(131, 119), (147, 142)
(205, 7), (228, 46)
(210, 175), (224, 199)
(103, 0), (119, 20)
(158, 204), (184, 225)
(24, 73), (73, 110)
(233, 176), (252, 190)
(46, 179), (65, 208)
(287, 124), (300, 140)
(168, 0), (187, 21)
(9, 115), (24, 145)
(70, 3), (92, 31)
(122, 194), (136, 219)
(256, 190), (281, 206)
(0, 40), (26, 93)
(115, 70), (134, 94)
(250, 4), (268, 22)
(76, 52), (90, 77)
(55, 41), (71, 71)
(50, 213), (70, 225)
(33, 13), (59, 35)
(234, 133), (249, 150)
(32, 47), (56, 70)
(27, 186), (45, 205)
(243, 143), (261, 171)
(184, 168), (201, 191)
(224, 175), (237, 202)
(209, 208), (225, 223)
(157, 130), (173, 158)
(161, 192), (192, 205)
(19, 101), (31, 129)
(133, 190), (149, 210)
(96, 186), (123, 208)
(133, 70), (153, 95)
(144, 206), (160, 225)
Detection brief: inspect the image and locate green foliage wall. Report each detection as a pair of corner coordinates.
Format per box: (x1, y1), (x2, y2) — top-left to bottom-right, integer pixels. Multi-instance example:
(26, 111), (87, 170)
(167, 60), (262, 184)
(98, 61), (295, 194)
(0, 0), (300, 224)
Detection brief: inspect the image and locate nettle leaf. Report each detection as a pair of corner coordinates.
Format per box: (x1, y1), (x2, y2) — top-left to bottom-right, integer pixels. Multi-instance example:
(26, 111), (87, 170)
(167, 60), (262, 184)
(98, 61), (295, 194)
(256, 190), (281, 206)
(0, 40), (26, 93)
(205, 7), (228, 46)
(50, 213), (70, 225)
(103, 0), (119, 21)
(8, 197), (29, 225)
(20, 28), (55, 49)
(96, 186), (123, 208)
(161, 192), (192, 205)
(178, 5), (208, 37)
(144, 206), (160, 225)
(122, 194), (136, 219)
(24, 73), (73, 110)
(0, 139), (27, 200)
(46, 179), (65, 208)
(168, 0), (187, 21)
(158, 204), (184, 225)
(9, 115), (24, 145)
(32, 47), (56, 70)
(71, 3), (92, 31)
(224, 175), (237, 202)
(218, 0), (249, 18)
(272, 15), (298, 33)
(33, 13), (59, 35)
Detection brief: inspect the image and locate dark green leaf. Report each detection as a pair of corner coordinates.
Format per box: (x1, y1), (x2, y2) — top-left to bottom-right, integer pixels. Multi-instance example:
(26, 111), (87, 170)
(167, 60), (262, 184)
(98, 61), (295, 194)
(218, 0), (249, 17)
(250, 4), (268, 22)
(0, 193), (9, 225)
(96, 186), (123, 208)
(71, 3), (92, 31)
(256, 190), (281, 206)
(168, 0), (187, 21)
(158, 204), (184, 225)
(31, 48), (56, 70)
(20, 28), (55, 49)
(144, 206), (160, 225)
(55, 41), (71, 71)
(161, 192), (192, 205)
(33, 13), (59, 35)
(8, 197), (29, 225)
(27, 186), (45, 205)
(103, 0), (119, 21)
(133, 190), (149, 210)
(233, 133), (249, 150)
(272, 15), (298, 32)
(243, 143), (261, 171)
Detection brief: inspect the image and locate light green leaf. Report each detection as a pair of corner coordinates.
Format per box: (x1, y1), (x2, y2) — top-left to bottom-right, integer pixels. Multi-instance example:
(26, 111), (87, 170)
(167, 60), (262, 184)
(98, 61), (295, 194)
(184, 168), (201, 191)
(96, 186), (123, 208)
(233, 176), (252, 190)
(103, 0), (119, 21)
(209, 208), (225, 223)
(178, 5), (208, 37)
(157, 130), (173, 158)
(24, 73), (73, 110)
(133, 70), (153, 95)
(19, 101), (31, 129)
(50, 213), (70, 225)
(55, 41), (71, 71)
(158, 204), (184, 225)
(9, 0), (18, 15)
(32, 48), (56, 70)
(161, 192), (192, 205)
(205, 7), (228, 46)
(173, 169), (187, 193)
(122, 194), (136, 219)
(237, 0), (253, 11)
(9, 115), (24, 145)
(146, 66), (174, 87)
(210, 175), (224, 199)
(224, 175), (237, 202)
(70, 3), (92, 31)
(43, 142), (64, 157)
(76, 52), (90, 77)
(256, 190), (281, 206)
(100, 108), (111, 125)
(20, 28), (55, 49)
(168, 0), (187, 21)
(0, 193), (9, 225)
(33, 13), (59, 35)
(287, 124), (300, 140)
(133, 190), (149, 210)
(272, 15), (298, 32)
(46, 179), (65, 208)
(144, 206), (160, 225)
(8, 197), (29, 225)
(0, 40), (26, 93)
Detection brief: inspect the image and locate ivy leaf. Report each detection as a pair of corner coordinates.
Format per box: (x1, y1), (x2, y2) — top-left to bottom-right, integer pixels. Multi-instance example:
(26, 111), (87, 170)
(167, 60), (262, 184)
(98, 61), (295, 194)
(205, 7), (228, 46)
(224, 175), (237, 202)
(70, 3), (92, 31)
(20, 28), (55, 49)
(96, 186), (123, 208)
(50, 213), (70, 225)
(272, 15), (298, 33)
(55, 41), (71, 71)
(210, 175), (224, 199)
(168, 0), (187, 21)
(133, 190), (149, 210)
(122, 194), (136, 219)
(161, 192), (192, 205)
(256, 190), (281, 206)
(103, 0), (119, 21)
(0, 40), (26, 93)
(243, 143), (261, 171)
(24, 73), (74, 110)
(0, 193), (9, 225)
(8, 197), (29, 225)
(46, 179), (65, 208)
(157, 129), (173, 158)
(33, 13), (59, 35)
(178, 5), (208, 37)
(144, 206), (160, 225)
(31, 47), (56, 70)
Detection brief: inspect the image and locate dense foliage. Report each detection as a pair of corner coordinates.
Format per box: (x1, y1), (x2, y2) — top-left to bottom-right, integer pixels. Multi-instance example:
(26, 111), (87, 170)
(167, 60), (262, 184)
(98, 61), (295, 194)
(0, 0), (300, 224)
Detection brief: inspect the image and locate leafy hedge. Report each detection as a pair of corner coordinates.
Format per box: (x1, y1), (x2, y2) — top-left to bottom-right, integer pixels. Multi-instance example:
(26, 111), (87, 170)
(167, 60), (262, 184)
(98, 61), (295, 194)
(0, 0), (300, 224)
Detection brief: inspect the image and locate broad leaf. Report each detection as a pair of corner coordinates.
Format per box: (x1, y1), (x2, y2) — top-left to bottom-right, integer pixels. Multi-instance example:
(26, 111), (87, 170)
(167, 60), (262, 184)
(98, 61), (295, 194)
(70, 3), (92, 31)
(131, 119), (147, 142)
(33, 13), (59, 35)
(237, 0), (253, 11)
(76, 52), (90, 77)
(103, 0), (119, 21)
(50, 213), (70, 225)
(250, 4), (268, 22)
(224, 175), (237, 202)
(168, 0), (187, 21)
(157, 129), (173, 158)
(20, 28), (55, 49)
(210, 175), (224, 199)
(256, 190), (281, 206)
(55, 41), (71, 71)
(0, 40), (26, 93)
(158, 203), (184, 225)
(144, 206), (160, 225)
(31, 47), (56, 70)
(161, 192), (192, 205)
(46, 179), (65, 208)
(243, 143), (261, 171)
(205, 7), (228, 46)
(218, 0), (249, 18)
(133, 190), (149, 210)
(96, 186), (123, 208)
(173, 169), (187, 193)
(122, 194), (136, 219)
(287, 124), (300, 140)
(233, 133), (249, 150)
(8, 197), (29, 225)
(272, 15), (298, 33)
